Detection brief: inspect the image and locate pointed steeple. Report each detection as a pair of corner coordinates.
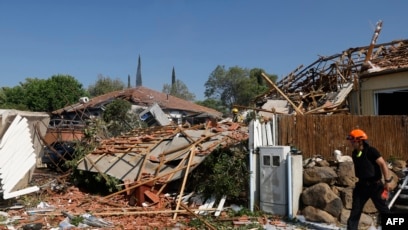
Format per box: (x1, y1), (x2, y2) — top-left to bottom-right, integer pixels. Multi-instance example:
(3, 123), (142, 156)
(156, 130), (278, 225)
(136, 55), (142, 86)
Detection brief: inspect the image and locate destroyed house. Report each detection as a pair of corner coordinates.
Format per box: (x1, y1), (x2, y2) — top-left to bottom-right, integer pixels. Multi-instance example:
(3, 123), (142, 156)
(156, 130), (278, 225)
(76, 121), (248, 206)
(51, 86), (222, 125)
(256, 39), (408, 116)
(358, 40), (408, 115)
(42, 87), (224, 170)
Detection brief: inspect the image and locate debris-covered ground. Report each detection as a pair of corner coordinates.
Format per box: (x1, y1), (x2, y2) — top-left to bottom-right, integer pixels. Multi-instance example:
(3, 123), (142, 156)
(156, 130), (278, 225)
(0, 168), (329, 230)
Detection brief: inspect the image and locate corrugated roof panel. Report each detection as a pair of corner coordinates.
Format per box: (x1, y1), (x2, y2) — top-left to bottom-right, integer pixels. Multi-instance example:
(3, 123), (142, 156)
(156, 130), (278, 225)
(0, 115), (39, 199)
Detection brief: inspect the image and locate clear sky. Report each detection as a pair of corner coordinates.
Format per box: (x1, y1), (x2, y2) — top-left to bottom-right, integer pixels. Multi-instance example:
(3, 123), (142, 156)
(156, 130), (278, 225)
(1, 1), (407, 100)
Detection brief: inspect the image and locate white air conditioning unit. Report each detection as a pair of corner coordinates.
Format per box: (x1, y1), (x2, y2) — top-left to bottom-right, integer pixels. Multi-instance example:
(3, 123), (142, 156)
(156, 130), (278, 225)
(79, 97), (89, 104)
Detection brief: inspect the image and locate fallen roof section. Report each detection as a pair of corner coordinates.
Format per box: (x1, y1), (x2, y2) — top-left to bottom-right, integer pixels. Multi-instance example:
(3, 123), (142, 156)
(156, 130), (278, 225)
(77, 121), (248, 184)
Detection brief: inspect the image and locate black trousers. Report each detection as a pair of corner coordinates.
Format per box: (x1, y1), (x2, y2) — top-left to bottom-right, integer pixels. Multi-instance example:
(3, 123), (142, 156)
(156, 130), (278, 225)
(347, 181), (390, 230)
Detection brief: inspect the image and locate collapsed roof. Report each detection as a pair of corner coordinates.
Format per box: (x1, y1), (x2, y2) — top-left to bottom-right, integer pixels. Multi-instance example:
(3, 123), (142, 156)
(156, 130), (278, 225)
(255, 39), (408, 114)
(52, 86), (222, 119)
(77, 121), (248, 184)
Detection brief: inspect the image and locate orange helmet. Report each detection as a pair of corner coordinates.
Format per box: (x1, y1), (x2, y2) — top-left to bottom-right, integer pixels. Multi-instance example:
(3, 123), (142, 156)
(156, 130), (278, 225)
(347, 129), (368, 141)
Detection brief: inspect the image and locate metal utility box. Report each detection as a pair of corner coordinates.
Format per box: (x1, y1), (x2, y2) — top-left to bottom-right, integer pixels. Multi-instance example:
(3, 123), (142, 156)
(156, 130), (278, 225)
(259, 146), (303, 216)
(259, 146), (289, 215)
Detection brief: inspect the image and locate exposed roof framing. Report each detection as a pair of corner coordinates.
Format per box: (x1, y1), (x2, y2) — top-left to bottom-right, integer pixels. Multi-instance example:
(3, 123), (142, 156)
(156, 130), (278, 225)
(77, 121), (248, 186)
(256, 39), (408, 114)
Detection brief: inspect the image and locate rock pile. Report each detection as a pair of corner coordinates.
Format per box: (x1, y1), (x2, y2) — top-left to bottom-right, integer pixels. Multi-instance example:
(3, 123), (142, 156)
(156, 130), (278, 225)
(299, 155), (404, 229)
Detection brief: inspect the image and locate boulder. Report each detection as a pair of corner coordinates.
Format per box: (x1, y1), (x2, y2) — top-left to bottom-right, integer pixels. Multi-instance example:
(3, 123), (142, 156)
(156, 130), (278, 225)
(302, 205), (338, 224)
(339, 208), (375, 229)
(301, 182), (343, 217)
(336, 162), (358, 187)
(315, 159), (330, 167)
(339, 187), (353, 210)
(338, 187), (377, 213)
(382, 170), (399, 191)
(391, 159), (407, 173)
(303, 166), (338, 186)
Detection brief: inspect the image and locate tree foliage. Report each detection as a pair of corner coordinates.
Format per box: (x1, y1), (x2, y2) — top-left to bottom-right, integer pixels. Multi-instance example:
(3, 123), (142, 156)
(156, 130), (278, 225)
(195, 98), (227, 114)
(0, 75), (87, 112)
(102, 99), (145, 137)
(162, 79), (196, 101)
(136, 55), (142, 87)
(187, 147), (249, 202)
(88, 74), (125, 97)
(204, 65), (277, 110)
(0, 86), (29, 110)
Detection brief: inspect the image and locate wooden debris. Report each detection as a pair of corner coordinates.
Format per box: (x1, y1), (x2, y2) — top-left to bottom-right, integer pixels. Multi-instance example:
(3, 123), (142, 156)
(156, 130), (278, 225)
(254, 39), (408, 115)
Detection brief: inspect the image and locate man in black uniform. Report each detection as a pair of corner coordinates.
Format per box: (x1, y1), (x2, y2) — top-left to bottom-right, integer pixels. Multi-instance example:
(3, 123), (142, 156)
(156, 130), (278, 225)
(346, 128), (392, 230)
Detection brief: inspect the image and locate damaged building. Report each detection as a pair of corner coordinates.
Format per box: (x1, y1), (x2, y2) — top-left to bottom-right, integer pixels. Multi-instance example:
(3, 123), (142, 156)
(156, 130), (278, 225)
(256, 38), (408, 116)
(40, 36), (408, 202)
(1, 19), (407, 228)
(42, 86), (224, 170)
(51, 86), (222, 125)
(40, 87), (249, 214)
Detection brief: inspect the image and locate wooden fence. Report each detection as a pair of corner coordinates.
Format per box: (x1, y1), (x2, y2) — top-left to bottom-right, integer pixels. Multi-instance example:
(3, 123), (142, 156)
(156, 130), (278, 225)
(276, 115), (408, 161)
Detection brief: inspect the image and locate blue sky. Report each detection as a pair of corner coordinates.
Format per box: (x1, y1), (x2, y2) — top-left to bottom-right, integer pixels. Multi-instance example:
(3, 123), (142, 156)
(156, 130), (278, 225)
(1, 1), (407, 100)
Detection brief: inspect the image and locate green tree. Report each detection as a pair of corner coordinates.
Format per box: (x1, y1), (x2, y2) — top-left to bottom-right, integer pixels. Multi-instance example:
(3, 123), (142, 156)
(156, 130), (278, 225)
(0, 86), (29, 110)
(103, 99), (131, 123)
(136, 55), (142, 87)
(0, 75), (87, 112)
(171, 66), (176, 90)
(188, 147), (249, 202)
(43, 75), (87, 111)
(102, 99), (144, 136)
(88, 74), (125, 97)
(196, 98), (226, 114)
(204, 65), (277, 110)
(162, 79), (196, 101)
(23, 78), (51, 111)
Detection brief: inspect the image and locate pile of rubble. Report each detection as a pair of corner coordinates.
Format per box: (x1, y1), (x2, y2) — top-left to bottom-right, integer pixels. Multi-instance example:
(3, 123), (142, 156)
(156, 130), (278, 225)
(0, 168), (313, 230)
(1, 169), (194, 229)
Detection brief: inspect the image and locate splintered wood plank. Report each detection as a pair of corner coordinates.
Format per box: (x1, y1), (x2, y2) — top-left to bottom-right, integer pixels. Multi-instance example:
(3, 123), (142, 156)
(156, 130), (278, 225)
(214, 195), (227, 217)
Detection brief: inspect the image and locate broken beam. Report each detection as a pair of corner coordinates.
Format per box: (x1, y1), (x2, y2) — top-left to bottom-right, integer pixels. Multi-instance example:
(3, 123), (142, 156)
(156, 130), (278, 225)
(261, 73), (304, 115)
(179, 202), (217, 230)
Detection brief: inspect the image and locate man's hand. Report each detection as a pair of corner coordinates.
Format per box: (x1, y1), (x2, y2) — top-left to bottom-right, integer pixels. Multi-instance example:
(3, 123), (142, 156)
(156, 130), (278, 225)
(384, 182), (392, 191)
